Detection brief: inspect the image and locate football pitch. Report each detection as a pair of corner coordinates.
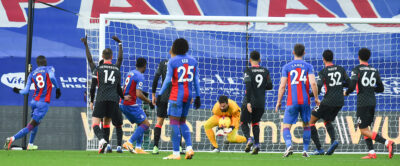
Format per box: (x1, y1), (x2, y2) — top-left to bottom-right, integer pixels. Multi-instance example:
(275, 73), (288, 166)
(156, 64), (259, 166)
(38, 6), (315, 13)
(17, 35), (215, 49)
(1, 151), (398, 166)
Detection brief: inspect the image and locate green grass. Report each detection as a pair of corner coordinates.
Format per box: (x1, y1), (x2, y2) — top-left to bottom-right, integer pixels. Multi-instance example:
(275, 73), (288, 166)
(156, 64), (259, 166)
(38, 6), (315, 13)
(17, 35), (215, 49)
(0, 150), (398, 166)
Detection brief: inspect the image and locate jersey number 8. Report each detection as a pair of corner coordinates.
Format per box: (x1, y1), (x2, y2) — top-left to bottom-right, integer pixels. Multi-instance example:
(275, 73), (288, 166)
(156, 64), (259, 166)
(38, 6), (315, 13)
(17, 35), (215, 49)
(36, 74), (45, 88)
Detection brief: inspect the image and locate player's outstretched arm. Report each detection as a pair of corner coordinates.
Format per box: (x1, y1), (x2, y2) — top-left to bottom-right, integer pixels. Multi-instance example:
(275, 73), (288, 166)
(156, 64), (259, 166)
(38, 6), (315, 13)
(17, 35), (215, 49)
(49, 67), (61, 99)
(15, 73), (33, 95)
(137, 89), (151, 104)
(344, 68), (359, 96)
(81, 35), (96, 71)
(309, 74), (320, 106)
(112, 36), (123, 68)
(275, 77), (287, 112)
(193, 64), (201, 109)
(152, 62), (163, 105)
(374, 71), (384, 93)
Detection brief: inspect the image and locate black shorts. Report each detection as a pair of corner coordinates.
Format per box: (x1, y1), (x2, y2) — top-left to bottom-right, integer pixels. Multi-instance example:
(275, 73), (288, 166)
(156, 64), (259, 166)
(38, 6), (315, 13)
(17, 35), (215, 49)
(93, 101), (118, 119)
(240, 104), (264, 124)
(157, 101), (168, 118)
(311, 105), (342, 122)
(356, 106), (375, 129)
(112, 107), (123, 126)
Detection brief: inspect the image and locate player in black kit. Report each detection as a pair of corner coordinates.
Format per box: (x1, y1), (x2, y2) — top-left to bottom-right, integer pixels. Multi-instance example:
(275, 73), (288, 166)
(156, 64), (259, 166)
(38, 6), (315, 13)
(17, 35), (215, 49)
(309, 50), (350, 155)
(82, 36), (125, 153)
(344, 48), (394, 159)
(241, 51), (273, 154)
(87, 44), (129, 154)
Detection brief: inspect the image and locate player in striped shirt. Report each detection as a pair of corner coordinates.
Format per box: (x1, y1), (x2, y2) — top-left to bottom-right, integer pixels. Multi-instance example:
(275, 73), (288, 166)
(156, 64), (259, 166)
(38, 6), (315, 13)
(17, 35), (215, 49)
(120, 58), (152, 154)
(5, 55), (61, 150)
(275, 44), (320, 157)
(157, 38), (201, 160)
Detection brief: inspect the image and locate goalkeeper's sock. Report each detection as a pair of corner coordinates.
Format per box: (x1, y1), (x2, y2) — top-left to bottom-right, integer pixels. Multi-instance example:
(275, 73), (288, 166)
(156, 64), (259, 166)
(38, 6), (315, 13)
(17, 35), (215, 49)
(116, 125), (123, 146)
(205, 129), (218, 148)
(310, 124), (322, 150)
(283, 128), (292, 148)
(371, 132), (386, 144)
(129, 124), (149, 145)
(93, 124), (104, 140)
(180, 120), (192, 147)
(364, 137), (374, 151)
(303, 126), (311, 152)
(252, 123), (260, 145)
(170, 119), (181, 153)
(29, 126), (38, 144)
(153, 124), (162, 147)
(241, 123), (251, 139)
(325, 122), (336, 143)
(103, 124), (110, 143)
(14, 124), (35, 140)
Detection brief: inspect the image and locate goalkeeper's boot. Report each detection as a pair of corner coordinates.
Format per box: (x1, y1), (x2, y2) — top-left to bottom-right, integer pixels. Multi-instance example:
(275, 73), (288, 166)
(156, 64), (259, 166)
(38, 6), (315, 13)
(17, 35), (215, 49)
(106, 144), (112, 153)
(326, 140), (339, 155)
(211, 147), (220, 153)
(98, 139), (108, 154)
(27, 144), (38, 150)
(283, 146), (293, 157)
(386, 140), (394, 159)
(311, 149), (324, 155)
(302, 151), (310, 158)
(4, 137), (13, 150)
(361, 153), (377, 159)
(152, 146), (159, 155)
(123, 141), (135, 154)
(185, 149), (195, 160)
(180, 146), (185, 155)
(135, 148), (149, 154)
(244, 137), (253, 153)
(251, 144), (260, 155)
(116, 146), (123, 153)
(163, 154), (181, 160)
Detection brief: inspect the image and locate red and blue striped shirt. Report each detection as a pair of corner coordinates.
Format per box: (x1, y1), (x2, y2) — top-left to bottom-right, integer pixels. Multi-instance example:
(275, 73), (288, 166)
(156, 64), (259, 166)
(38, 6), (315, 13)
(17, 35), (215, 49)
(281, 60), (314, 106)
(120, 70), (145, 106)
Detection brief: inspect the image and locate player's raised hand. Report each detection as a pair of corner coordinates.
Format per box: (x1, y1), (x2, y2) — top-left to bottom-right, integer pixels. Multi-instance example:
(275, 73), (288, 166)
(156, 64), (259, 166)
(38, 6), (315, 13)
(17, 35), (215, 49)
(13, 87), (21, 94)
(56, 88), (61, 99)
(90, 102), (94, 111)
(247, 103), (252, 113)
(80, 35), (88, 44)
(194, 96), (201, 109)
(112, 36), (121, 43)
(275, 102), (281, 113)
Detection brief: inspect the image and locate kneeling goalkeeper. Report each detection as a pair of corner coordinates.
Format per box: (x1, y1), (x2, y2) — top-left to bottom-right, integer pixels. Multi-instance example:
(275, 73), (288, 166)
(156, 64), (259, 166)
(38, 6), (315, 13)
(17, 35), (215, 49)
(204, 95), (246, 152)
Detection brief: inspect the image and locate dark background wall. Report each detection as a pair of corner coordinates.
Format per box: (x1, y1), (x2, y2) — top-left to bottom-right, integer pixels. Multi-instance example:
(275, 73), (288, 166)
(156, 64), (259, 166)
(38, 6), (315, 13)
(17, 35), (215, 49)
(0, 106), (86, 150)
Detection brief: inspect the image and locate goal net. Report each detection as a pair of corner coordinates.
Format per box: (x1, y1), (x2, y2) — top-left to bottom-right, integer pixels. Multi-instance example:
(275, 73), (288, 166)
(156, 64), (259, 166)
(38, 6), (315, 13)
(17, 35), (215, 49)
(85, 15), (400, 153)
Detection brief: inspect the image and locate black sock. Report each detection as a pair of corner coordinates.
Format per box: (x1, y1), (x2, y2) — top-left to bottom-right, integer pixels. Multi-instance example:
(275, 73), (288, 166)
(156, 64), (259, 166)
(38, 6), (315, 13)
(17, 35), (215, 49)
(365, 138), (374, 151)
(311, 125), (322, 150)
(93, 125), (103, 140)
(103, 127), (110, 143)
(252, 123), (260, 145)
(373, 133), (386, 144)
(325, 122), (336, 143)
(154, 127), (161, 147)
(116, 126), (122, 146)
(241, 123), (251, 139)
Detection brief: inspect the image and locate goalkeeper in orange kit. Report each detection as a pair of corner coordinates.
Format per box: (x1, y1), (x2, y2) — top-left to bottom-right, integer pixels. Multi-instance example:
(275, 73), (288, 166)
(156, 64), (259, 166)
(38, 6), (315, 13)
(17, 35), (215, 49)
(204, 95), (247, 152)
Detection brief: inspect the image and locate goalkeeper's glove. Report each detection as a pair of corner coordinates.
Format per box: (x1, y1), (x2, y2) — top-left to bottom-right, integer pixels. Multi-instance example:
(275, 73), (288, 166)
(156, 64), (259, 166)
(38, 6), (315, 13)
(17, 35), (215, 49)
(224, 126), (234, 134)
(13, 87), (21, 94)
(216, 127), (225, 136)
(56, 88), (61, 99)
(194, 96), (201, 109)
